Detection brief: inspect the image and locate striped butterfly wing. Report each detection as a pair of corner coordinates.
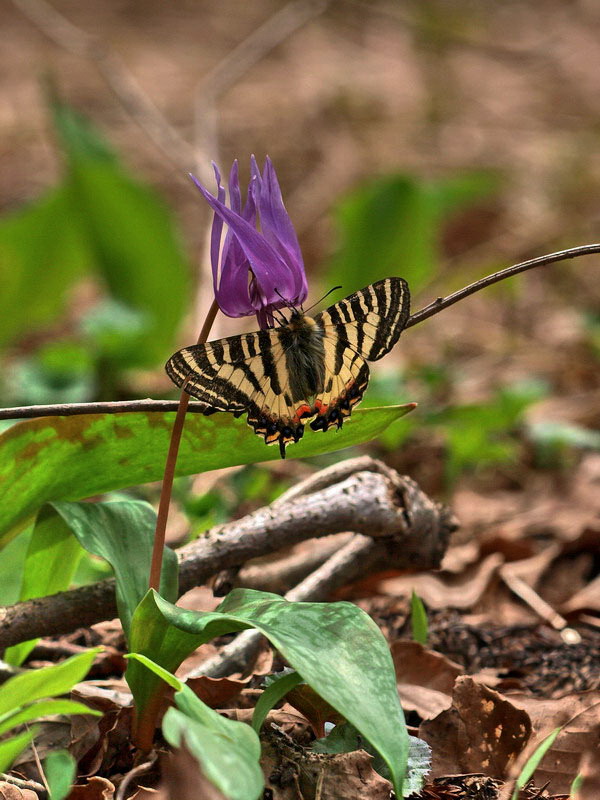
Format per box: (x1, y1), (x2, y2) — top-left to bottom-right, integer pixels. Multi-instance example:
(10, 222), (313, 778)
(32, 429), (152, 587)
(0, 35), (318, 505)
(310, 277), (410, 432)
(165, 328), (308, 457)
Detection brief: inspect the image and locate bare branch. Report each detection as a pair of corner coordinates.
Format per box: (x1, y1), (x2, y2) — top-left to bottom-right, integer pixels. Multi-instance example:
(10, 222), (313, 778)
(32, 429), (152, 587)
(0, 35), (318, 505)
(406, 243), (600, 329)
(0, 460), (456, 650)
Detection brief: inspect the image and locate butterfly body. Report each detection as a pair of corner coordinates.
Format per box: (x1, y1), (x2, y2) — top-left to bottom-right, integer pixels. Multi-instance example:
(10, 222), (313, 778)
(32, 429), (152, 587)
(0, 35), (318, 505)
(166, 278), (410, 458)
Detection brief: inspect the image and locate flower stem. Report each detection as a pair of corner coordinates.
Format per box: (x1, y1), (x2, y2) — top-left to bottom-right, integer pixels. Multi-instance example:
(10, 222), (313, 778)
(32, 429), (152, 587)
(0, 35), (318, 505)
(148, 299), (220, 592)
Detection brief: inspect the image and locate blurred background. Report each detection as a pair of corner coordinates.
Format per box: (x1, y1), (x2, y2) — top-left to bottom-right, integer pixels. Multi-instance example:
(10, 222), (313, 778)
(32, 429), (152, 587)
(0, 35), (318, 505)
(1, 0), (600, 514)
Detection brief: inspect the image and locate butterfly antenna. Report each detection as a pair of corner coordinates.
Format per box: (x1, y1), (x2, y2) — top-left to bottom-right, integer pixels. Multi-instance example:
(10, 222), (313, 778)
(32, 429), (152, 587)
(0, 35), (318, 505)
(274, 287), (296, 311)
(303, 285), (343, 314)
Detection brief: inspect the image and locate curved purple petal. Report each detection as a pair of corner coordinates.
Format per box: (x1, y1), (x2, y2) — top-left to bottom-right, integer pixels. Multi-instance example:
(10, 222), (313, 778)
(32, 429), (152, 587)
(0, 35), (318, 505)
(190, 174), (297, 309)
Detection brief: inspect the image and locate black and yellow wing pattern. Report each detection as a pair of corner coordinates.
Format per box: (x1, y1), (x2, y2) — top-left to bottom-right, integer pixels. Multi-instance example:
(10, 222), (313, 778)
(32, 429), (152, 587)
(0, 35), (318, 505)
(165, 277), (410, 457)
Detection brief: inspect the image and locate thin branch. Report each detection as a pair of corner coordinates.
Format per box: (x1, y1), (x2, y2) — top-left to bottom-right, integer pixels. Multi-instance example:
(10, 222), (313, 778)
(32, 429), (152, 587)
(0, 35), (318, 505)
(189, 533), (378, 678)
(193, 0), (331, 160)
(405, 243), (600, 329)
(0, 399), (212, 420)
(0, 245), (598, 423)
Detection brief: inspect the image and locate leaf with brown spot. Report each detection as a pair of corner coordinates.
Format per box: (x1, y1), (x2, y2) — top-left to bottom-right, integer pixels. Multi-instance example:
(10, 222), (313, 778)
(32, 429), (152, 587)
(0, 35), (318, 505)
(419, 676), (531, 779)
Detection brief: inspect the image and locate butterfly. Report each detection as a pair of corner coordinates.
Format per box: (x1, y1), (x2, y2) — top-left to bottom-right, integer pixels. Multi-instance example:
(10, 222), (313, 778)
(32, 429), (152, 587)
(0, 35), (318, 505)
(165, 277), (410, 458)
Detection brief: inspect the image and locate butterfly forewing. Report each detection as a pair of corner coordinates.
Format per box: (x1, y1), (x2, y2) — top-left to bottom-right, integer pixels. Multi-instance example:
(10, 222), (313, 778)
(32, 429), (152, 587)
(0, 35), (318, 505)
(165, 277), (410, 457)
(315, 277), (410, 362)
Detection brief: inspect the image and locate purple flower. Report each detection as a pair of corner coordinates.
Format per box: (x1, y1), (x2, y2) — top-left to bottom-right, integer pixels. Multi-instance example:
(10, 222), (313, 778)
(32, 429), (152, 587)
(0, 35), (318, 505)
(190, 156), (308, 328)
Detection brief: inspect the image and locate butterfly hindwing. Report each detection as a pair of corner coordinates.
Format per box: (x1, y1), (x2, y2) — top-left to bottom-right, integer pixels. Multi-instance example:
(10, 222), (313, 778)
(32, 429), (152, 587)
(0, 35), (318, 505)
(309, 277), (410, 432)
(165, 328), (309, 457)
(165, 277), (411, 457)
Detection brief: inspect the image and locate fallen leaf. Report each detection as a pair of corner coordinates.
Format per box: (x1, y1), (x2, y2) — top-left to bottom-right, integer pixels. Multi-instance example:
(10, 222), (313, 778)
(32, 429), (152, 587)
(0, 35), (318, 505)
(391, 641), (463, 720)
(419, 676), (531, 779)
(67, 776), (115, 799)
(377, 554), (504, 609)
(185, 675), (247, 708)
(504, 691), (600, 793)
(0, 784), (38, 799)
(573, 739), (600, 800)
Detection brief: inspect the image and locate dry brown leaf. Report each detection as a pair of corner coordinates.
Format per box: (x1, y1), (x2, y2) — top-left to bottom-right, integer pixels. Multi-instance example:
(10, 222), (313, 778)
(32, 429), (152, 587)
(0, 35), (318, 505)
(0, 784), (38, 800)
(573, 741), (600, 800)
(504, 692), (600, 794)
(377, 554), (504, 609)
(67, 776), (115, 799)
(420, 676), (531, 779)
(561, 574), (600, 614)
(185, 675), (247, 708)
(298, 750), (392, 800)
(285, 684), (345, 738)
(261, 731), (391, 800)
(141, 747), (227, 800)
(391, 641), (463, 720)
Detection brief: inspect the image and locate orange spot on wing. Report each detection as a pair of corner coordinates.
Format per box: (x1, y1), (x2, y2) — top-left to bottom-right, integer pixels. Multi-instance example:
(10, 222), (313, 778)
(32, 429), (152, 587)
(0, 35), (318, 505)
(314, 400), (328, 414)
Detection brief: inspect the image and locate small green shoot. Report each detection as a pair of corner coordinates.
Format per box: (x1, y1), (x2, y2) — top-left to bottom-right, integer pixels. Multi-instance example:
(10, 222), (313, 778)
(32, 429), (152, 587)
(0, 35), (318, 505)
(511, 727), (561, 800)
(410, 590), (428, 646)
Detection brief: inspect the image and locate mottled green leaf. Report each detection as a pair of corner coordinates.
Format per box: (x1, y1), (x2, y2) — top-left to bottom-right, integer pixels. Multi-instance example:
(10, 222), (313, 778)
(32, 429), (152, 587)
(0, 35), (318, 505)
(252, 670), (303, 733)
(410, 590), (428, 646)
(126, 589), (407, 798)
(0, 404), (414, 545)
(127, 655), (263, 800)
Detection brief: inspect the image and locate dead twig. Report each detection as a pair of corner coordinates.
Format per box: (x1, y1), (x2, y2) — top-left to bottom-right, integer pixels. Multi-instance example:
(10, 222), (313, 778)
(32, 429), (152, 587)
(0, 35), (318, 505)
(0, 244), (598, 423)
(0, 459), (456, 650)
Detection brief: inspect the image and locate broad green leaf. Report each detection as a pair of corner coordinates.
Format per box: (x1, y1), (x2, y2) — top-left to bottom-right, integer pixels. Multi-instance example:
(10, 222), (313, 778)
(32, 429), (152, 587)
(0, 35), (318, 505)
(0, 649), (100, 717)
(0, 186), (87, 348)
(0, 699), (100, 737)
(126, 589), (407, 798)
(4, 507), (85, 666)
(0, 727), (38, 774)
(4, 499), (176, 663)
(325, 171), (497, 295)
(252, 670), (303, 733)
(0, 404), (414, 545)
(45, 750), (77, 800)
(39, 500), (178, 639)
(127, 655), (263, 800)
(53, 101), (189, 366)
(511, 727), (561, 800)
(410, 590), (428, 646)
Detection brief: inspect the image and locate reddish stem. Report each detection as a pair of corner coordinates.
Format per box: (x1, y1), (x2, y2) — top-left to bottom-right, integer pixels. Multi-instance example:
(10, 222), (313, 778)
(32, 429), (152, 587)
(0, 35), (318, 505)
(148, 299), (219, 592)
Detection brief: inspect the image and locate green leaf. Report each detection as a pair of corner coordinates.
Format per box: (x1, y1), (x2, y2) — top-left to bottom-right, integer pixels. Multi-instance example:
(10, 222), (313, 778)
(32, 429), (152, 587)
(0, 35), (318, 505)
(0, 649), (100, 717)
(0, 699), (100, 737)
(0, 727), (38, 774)
(4, 507), (85, 666)
(325, 171), (497, 295)
(127, 655), (263, 800)
(126, 588), (408, 798)
(52, 101), (189, 366)
(0, 186), (87, 349)
(4, 499), (176, 662)
(45, 750), (77, 800)
(511, 727), (561, 800)
(0, 404), (414, 545)
(252, 670), (303, 733)
(40, 500), (178, 639)
(410, 590), (428, 646)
